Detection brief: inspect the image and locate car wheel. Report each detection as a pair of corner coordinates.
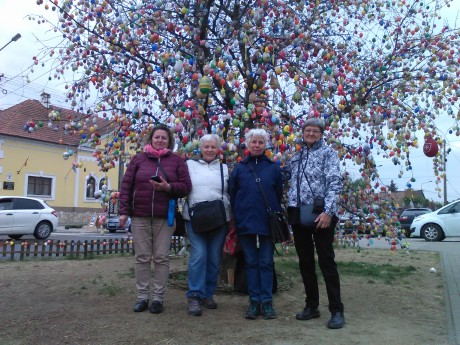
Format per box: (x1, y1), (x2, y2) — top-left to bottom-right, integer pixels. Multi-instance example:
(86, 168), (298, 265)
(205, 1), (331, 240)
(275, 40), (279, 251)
(421, 224), (444, 241)
(34, 221), (52, 240)
(108, 229), (117, 233)
(8, 235), (23, 240)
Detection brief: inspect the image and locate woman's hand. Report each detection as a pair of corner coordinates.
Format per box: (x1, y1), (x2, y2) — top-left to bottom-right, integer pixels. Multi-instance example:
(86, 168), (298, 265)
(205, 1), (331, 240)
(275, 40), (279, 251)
(315, 212), (331, 230)
(149, 176), (171, 192)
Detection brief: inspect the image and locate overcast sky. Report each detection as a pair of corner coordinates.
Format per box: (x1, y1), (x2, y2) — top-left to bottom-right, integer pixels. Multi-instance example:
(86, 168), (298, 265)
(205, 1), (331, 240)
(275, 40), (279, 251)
(0, 0), (459, 202)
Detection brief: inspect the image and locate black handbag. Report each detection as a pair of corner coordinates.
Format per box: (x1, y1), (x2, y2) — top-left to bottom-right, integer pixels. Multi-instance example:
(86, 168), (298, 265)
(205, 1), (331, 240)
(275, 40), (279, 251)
(287, 205), (319, 227)
(247, 164), (290, 244)
(188, 163), (227, 234)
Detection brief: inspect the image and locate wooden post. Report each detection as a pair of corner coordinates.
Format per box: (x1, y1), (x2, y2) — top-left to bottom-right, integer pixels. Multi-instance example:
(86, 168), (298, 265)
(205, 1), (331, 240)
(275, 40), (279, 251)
(34, 242), (39, 257)
(20, 243), (25, 260)
(76, 240), (81, 257)
(63, 241), (68, 257)
(26, 243), (31, 257)
(56, 240), (61, 257)
(48, 240), (53, 257)
(83, 240), (88, 258)
(96, 239), (101, 255)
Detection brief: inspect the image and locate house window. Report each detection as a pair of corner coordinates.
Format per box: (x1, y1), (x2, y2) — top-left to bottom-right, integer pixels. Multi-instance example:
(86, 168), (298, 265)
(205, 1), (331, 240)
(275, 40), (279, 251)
(27, 176), (52, 197)
(99, 178), (107, 191)
(86, 176), (96, 198)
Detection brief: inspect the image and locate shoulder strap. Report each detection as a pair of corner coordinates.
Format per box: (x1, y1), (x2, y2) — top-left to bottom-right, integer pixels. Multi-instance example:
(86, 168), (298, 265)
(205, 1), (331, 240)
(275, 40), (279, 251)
(247, 163), (271, 212)
(153, 159), (170, 182)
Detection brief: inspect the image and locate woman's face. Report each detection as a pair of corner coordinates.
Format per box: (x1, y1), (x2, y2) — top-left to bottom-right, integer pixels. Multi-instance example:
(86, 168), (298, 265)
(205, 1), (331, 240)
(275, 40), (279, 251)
(303, 126), (322, 147)
(151, 129), (170, 150)
(248, 135), (266, 156)
(201, 139), (219, 162)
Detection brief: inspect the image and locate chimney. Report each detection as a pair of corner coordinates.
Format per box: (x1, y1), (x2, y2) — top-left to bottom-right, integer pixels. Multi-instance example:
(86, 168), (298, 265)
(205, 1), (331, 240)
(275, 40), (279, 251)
(40, 91), (51, 108)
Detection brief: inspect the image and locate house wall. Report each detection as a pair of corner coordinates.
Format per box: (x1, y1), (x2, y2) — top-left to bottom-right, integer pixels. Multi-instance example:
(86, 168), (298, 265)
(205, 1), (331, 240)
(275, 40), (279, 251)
(0, 136), (121, 225)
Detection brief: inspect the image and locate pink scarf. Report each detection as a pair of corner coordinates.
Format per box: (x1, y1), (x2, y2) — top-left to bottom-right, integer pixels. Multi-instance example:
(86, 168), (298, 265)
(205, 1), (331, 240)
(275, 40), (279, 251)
(143, 144), (171, 158)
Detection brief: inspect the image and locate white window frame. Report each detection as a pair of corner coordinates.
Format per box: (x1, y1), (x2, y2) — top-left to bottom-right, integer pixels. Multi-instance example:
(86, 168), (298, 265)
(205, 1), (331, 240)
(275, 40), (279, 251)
(25, 173), (56, 200)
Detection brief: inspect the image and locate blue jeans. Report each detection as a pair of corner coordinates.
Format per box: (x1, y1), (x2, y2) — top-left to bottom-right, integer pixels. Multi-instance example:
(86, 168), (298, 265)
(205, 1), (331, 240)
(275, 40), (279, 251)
(186, 220), (228, 300)
(238, 234), (274, 303)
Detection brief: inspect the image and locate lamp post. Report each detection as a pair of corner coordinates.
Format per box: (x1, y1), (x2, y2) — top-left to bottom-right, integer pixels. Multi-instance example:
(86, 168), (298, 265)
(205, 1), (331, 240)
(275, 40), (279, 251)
(421, 180), (432, 195)
(0, 33), (21, 52)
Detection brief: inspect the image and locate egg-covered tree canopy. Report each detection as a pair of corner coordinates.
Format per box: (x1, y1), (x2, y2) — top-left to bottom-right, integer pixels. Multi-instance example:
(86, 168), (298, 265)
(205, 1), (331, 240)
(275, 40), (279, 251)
(31, 0), (459, 224)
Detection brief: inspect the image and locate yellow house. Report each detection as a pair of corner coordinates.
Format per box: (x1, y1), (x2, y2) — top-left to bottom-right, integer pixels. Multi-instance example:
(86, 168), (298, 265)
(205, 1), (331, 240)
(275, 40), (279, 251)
(0, 94), (121, 225)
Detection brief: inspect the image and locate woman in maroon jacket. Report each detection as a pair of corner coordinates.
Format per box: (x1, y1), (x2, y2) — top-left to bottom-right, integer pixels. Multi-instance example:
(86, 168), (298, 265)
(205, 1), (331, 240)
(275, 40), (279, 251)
(119, 125), (191, 314)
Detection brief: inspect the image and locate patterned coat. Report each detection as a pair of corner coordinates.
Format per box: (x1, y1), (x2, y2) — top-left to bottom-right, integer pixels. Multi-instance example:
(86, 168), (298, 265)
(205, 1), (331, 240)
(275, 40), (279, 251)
(284, 139), (342, 217)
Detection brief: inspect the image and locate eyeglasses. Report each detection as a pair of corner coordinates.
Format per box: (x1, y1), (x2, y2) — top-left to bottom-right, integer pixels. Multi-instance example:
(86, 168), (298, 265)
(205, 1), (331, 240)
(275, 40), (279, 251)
(304, 129), (321, 134)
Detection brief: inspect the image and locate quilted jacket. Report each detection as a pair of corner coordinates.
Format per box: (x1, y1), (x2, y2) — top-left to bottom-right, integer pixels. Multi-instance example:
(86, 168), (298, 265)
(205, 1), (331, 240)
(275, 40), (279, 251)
(119, 151), (191, 218)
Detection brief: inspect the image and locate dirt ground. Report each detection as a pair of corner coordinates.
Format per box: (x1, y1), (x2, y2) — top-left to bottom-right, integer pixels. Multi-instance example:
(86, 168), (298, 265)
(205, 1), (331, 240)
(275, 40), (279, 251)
(0, 247), (447, 345)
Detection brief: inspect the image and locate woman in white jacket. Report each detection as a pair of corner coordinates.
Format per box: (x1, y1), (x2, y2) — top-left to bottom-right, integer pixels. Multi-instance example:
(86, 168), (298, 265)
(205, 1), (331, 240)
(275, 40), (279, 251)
(182, 134), (231, 316)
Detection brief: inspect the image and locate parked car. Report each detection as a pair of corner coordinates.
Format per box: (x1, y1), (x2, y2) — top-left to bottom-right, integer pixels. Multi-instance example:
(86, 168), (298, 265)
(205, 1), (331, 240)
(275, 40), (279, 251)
(411, 200), (460, 241)
(0, 196), (58, 240)
(106, 216), (131, 233)
(398, 208), (432, 237)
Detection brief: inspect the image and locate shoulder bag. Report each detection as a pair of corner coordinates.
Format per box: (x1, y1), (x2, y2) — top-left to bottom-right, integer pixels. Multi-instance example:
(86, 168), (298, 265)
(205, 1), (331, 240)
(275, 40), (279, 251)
(247, 163), (290, 244)
(188, 163), (227, 234)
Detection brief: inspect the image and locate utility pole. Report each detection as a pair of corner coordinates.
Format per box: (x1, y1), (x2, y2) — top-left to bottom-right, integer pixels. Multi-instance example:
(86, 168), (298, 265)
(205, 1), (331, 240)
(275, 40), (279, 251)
(443, 139), (448, 205)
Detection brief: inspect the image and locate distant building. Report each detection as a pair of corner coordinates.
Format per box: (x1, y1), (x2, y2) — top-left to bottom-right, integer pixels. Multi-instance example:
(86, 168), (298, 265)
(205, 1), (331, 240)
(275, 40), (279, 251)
(0, 94), (121, 225)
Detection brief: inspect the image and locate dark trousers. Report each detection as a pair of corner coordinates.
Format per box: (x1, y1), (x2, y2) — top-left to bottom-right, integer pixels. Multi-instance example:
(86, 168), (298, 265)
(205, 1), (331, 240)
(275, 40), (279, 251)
(292, 219), (344, 313)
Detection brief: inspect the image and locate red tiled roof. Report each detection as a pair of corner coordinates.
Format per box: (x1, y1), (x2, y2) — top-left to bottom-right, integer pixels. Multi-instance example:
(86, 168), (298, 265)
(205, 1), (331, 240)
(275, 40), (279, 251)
(0, 99), (114, 147)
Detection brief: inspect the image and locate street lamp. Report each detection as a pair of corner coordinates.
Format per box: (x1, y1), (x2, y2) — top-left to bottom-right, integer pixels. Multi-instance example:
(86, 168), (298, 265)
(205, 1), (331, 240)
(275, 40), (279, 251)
(0, 33), (21, 52)
(421, 180), (433, 195)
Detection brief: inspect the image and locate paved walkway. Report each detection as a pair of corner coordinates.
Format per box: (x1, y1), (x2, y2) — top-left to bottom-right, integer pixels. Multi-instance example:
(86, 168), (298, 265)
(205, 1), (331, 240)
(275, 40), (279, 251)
(441, 246), (460, 345)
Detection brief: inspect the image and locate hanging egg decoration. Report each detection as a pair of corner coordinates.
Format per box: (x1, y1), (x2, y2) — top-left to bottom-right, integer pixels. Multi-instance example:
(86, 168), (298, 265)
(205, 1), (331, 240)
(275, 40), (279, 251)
(199, 76), (212, 94)
(423, 137), (438, 157)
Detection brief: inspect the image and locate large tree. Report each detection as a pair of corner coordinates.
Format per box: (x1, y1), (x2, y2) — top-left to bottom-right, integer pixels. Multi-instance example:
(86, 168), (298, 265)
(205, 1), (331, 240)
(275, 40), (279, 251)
(31, 0), (460, 234)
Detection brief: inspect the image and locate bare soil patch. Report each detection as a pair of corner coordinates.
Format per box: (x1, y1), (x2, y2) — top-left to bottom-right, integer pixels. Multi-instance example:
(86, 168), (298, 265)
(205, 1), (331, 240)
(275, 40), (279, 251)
(0, 248), (446, 345)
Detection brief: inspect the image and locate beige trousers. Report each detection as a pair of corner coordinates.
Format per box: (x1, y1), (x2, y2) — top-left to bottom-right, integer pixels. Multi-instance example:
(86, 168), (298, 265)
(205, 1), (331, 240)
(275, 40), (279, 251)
(131, 217), (175, 302)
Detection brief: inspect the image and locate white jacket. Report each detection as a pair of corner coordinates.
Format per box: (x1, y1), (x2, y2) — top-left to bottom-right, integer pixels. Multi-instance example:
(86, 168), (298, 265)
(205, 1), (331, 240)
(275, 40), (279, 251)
(182, 158), (231, 221)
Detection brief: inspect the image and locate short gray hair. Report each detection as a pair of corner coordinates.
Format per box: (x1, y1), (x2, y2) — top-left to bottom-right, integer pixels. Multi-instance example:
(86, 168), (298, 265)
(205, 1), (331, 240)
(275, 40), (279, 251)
(245, 128), (270, 146)
(302, 118), (325, 134)
(200, 134), (221, 147)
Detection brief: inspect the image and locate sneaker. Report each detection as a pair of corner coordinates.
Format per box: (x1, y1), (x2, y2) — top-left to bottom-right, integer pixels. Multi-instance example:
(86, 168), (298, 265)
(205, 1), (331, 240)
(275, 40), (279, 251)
(188, 298), (202, 316)
(245, 301), (261, 320)
(262, 301), (277, 320)
(296, 306), (320, 320)
(202, 298), (218, 309)
(327, 311), (345, 329)
(149, 300), (164, 314)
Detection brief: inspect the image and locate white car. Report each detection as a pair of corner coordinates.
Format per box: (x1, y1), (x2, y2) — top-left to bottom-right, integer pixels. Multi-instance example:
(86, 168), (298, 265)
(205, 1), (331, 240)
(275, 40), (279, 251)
(411, 200), (460, 241)
(0, 196), (59, 240)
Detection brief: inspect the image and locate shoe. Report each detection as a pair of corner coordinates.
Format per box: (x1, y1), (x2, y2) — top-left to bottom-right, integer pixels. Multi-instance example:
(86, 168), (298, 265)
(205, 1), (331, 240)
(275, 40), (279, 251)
(149, 300), (164, 314)
(188, 298), (202, 316)
(262, 301), (277, 320)
(245, 301), (261, 320)
(327, 311), (345, 329)
(202, 298), (218, 309)
(296, 306), (320, 320)
(133, 300), (149, 312)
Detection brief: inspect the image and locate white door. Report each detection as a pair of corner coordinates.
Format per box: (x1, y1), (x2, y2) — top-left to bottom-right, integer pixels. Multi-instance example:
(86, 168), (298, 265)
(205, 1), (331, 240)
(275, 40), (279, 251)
(12, 198), (42, 234)
(442, 201), (460, 236)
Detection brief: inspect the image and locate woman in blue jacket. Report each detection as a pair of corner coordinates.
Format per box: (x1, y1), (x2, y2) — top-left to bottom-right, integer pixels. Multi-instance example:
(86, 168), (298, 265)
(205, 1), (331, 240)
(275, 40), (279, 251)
(229, 128), (283, 320)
